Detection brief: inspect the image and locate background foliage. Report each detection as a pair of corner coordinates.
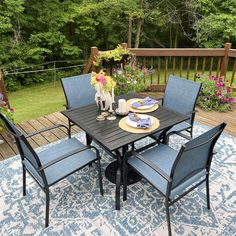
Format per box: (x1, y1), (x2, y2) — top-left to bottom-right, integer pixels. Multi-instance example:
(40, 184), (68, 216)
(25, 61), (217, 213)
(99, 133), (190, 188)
(0, 0), (236, 91)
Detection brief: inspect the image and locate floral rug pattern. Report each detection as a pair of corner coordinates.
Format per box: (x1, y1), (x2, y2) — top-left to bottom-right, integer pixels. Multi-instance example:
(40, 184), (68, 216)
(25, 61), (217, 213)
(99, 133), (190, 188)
(0, 122), (235, 236)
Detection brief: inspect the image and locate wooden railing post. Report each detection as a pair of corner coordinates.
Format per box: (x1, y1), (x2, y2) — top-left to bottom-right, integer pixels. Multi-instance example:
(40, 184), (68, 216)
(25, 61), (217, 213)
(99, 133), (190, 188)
(83, 46), (99, 74)
(221, 42), (232, 78)
(0, 69), (10, 108)
(121, 43), (128, 49)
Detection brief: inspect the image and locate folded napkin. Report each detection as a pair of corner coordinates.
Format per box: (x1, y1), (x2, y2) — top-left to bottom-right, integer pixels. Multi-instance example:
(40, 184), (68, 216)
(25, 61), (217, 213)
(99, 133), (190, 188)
(128, 113), (151, 128)
(131, 97), (157, 108)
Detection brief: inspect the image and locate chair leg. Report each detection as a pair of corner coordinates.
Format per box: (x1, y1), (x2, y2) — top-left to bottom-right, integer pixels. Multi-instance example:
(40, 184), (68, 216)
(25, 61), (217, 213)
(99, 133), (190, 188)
(45, 189), (50, 228)
(131, 143), (135, 151)
(123, 156), (127, 201)
(165, 200), (172, 236)
(68, 120), (71, 138)
(23, 166), (26, 196)
(206, 174), (210, 209)
(97, 159), (104, 196)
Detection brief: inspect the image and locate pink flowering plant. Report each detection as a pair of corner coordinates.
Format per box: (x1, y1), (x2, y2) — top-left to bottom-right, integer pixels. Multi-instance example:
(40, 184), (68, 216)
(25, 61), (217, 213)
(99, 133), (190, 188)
(197, 75), (235, 112)
(113, 64), (154, 95)
(0, 93), (14, 132)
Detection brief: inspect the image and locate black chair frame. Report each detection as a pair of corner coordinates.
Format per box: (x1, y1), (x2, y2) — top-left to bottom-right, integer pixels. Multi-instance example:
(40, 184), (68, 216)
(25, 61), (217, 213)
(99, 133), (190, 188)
(123, 123), (226, 236)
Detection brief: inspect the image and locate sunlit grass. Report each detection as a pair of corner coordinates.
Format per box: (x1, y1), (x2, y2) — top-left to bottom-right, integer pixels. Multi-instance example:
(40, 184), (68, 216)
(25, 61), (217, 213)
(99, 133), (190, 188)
(8, 81), (65, 123)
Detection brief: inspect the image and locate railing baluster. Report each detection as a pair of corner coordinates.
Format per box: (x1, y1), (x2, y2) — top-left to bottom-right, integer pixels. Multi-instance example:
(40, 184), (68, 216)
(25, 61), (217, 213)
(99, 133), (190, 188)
(150, 57), (153, 85)
(194, 57), (199, 81)
(165, 57), (168, 83)
(230, 59), (236, 87)
(187, 57), (191, 80)
(202, 57), (206, 75)
(209, 57), (214, 77)
(157, 57), (161, 84)
(216, 57), (222, 78)
(172, 56), (176, 75)
(143, 57), (146, 84)
(180, 57), (183, 78)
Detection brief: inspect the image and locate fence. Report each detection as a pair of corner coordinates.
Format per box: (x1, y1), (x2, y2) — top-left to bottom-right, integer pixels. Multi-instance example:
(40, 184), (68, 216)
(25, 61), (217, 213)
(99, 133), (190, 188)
(0, 60), (87, 107)
(84, 43), (236, 92)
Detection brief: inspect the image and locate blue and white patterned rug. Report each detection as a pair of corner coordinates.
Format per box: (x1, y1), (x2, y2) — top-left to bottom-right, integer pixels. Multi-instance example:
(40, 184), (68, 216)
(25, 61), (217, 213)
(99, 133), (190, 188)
(0, 122), (235, 236)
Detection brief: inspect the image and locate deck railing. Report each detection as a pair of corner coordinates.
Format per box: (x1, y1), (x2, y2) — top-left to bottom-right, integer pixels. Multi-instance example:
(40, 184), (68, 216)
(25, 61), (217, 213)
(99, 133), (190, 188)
(84, 43), (236, 92)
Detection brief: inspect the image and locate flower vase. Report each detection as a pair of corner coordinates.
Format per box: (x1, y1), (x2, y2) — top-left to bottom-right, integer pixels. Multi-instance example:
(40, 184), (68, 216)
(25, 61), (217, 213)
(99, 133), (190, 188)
(95, 91), (112, 110)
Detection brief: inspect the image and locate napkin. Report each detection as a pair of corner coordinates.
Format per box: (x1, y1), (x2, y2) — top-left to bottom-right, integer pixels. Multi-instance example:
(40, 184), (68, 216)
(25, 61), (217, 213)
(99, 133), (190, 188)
(128, 113), (151, 128)
(131, 97), (157, 108)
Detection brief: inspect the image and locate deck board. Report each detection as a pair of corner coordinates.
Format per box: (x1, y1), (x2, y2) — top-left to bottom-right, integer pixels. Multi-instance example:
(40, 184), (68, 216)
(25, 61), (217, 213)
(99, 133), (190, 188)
(0, 94), (235, 160)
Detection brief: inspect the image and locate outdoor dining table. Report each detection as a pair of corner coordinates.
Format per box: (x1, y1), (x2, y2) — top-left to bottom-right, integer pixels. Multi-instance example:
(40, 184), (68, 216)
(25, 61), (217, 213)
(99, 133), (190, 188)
(61, 93), (189, 210)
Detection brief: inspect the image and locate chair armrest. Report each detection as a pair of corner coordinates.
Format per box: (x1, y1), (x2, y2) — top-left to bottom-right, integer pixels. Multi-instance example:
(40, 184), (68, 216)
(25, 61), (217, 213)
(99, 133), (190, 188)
(39, 145), (96, 171)
(131, 151), (172, 182)
(25, 124), (69, 138)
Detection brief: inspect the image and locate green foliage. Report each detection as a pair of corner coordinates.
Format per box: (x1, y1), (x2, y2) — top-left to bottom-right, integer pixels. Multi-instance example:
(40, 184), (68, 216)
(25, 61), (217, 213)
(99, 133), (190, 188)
(0, 0), (236, 93)
(194, 0), (236, 47)
(93, 45), (134, 68)
(113, 64), (151, 95)
(197, 75), (235, 112)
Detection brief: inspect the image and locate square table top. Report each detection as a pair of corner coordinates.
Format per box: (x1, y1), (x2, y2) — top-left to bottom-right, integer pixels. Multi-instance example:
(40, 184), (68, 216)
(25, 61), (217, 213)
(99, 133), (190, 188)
(62, 93), (188, 152)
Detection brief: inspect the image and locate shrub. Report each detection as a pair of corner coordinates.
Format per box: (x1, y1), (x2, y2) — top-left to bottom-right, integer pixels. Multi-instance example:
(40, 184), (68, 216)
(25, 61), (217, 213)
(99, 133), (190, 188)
(197, 75), (235, 112)
(113, 64), (154, 95)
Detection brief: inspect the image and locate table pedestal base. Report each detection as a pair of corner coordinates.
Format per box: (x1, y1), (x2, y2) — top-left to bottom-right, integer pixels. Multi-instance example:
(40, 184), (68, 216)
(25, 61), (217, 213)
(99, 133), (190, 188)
(105, 161), (142, 185)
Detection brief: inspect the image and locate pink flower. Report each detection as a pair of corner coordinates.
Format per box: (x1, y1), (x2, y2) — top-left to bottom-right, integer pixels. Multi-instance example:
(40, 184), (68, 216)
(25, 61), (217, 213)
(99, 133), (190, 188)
(226, 88), (231, 93)
(211, 76), (217, 80)
(96, 75), (107, 85)
(8, 107), (14, 112)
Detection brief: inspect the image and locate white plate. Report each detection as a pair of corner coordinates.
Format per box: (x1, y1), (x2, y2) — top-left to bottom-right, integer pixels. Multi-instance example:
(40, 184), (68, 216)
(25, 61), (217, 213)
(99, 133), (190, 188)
(126, 114), (153, 128)
(130, 99), (155, 110)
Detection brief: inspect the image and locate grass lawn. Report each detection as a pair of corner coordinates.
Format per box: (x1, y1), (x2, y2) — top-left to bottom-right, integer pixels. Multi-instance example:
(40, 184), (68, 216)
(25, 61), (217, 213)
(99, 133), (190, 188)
(8, 81), (65, 123)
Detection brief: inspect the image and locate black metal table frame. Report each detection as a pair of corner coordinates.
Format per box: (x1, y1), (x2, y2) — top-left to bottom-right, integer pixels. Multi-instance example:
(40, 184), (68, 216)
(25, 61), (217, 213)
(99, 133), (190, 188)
(62, 93), (189, 210)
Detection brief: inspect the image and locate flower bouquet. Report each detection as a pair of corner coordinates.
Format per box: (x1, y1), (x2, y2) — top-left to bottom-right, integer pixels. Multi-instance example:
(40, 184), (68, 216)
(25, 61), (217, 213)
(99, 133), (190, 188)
(91, 70), (116, 110)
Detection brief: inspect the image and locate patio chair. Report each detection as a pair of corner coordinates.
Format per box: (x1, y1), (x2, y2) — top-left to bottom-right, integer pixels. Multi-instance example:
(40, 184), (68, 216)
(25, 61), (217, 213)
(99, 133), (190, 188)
(123, 123), (226, 236)
(0, 113), (103, 228)
(61, 73), (96, 139)
(151, 75), (202, 144)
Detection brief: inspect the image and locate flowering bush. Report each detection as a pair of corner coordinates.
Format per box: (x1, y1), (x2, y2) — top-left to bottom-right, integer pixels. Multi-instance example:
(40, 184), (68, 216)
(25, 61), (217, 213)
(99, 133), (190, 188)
(197, 75), (235, 112)
(90, 70), (116, 92)
(113, 64), (154, 95)
(0, 93), (14, 132)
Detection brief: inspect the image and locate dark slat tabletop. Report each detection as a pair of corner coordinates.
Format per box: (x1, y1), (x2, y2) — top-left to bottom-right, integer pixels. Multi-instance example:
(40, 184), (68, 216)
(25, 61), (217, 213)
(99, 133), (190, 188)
(62, 93), (188, 151)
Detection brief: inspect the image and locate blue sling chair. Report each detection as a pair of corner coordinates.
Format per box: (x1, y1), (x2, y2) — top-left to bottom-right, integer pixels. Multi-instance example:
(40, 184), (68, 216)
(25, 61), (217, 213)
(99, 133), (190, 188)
(61, 73), (96, 143)
(0, 113), (103, 228)
(151, 75), (202, 144)
(123, 123), (226, 236)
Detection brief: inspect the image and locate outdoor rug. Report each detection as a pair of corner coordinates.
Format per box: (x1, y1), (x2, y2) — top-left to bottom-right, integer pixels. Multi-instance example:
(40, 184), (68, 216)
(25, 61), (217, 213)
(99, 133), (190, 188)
(0, 122), (235, 236)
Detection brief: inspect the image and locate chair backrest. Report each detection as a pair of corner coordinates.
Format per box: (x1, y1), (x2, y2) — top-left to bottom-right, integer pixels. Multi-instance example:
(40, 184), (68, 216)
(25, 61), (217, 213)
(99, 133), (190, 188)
(0, 113), (42, 170)
(163, 75), (202, 124)
(170, 123), (226, 189)
(61, 73), (96, 109)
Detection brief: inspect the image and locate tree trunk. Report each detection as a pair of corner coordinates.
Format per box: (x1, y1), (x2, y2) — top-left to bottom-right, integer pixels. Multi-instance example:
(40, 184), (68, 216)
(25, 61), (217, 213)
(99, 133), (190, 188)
(128, 15), (132, 48)
(174, 24), (179, 48)
(134, 18), (142, 48)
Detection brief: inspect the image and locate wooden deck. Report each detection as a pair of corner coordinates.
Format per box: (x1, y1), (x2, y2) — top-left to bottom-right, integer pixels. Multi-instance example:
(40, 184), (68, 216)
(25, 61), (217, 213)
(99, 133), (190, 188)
(0, 98), (235, 161)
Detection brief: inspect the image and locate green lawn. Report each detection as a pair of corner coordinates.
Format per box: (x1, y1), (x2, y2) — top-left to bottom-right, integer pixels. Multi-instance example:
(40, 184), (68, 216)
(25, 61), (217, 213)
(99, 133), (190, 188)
(8, 81), (65, 123)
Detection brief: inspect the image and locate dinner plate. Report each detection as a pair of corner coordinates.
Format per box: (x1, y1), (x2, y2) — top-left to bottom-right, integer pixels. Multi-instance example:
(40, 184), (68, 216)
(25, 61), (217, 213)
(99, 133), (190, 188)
(125, 114), (153, 128)
(130, 99), (155, 110)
